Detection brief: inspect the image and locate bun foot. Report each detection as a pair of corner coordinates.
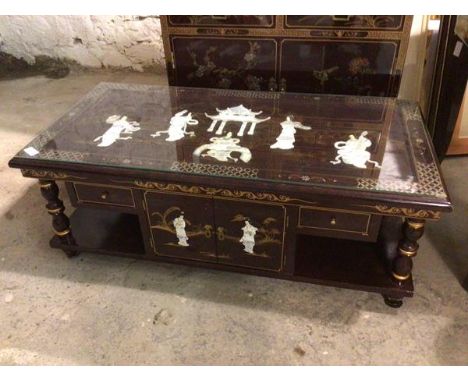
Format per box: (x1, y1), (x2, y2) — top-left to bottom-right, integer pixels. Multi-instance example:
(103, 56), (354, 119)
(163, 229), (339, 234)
(383, 295), (403, 308)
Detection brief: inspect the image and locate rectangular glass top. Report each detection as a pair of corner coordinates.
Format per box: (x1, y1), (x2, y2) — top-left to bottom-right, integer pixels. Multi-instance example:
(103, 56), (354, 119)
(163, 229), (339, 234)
(12, 82), (449, 202)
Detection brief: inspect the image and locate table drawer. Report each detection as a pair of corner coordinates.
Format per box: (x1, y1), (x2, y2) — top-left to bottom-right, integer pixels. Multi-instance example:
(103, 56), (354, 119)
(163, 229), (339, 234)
(298, 207), (376, 240)
(72, 183), (135, 208)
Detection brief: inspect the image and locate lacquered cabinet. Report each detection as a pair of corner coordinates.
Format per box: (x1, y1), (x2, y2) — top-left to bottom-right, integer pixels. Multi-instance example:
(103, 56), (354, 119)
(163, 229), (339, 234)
(145, 191), (286, 271)
(161, 15), (412, 96)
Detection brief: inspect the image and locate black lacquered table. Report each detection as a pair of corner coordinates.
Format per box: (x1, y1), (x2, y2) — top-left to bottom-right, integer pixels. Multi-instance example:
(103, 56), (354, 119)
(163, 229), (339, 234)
(9, 83), (452, 307)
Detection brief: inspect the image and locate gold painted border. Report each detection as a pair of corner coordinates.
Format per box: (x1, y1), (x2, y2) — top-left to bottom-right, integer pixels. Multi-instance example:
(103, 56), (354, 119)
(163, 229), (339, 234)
(21, 169), (85, 180)
(129, 180), (311, 205)
(352, 204), (441, 220)
(116, 179), (442, 220)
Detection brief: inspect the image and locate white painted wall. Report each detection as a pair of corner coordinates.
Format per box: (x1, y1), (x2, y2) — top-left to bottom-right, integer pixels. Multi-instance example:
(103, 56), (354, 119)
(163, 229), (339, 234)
(0, 15), (165, 71)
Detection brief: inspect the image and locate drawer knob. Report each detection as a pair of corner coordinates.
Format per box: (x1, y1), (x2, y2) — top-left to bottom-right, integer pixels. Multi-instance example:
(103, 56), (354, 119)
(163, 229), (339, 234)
(100, 191), (109, 200)
(330, 217), (337, 225)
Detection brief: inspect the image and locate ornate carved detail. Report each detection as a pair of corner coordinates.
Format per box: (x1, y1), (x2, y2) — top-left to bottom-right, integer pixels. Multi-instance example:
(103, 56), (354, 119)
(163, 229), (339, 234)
(371, 205), (441, 220)
(310, 30), (369, 38)
(162, 25), (407, 41)
(22, 169), (75, 180)
(137, 181), (293, 203)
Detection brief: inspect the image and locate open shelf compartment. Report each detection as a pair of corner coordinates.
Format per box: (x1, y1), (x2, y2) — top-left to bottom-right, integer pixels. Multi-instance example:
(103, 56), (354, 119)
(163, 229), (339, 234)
(293, 217), (414, 297)
(50, 207), (146, 257)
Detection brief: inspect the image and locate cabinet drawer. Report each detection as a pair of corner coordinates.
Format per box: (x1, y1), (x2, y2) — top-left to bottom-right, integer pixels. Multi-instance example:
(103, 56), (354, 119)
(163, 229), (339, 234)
(73, 183), (135, 208)
(298, 207), (377, 240)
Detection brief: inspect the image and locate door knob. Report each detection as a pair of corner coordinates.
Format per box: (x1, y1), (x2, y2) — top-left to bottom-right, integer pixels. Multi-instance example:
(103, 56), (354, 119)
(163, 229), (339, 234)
(216, 227), (225, 241)
(204, 225), (214, 239)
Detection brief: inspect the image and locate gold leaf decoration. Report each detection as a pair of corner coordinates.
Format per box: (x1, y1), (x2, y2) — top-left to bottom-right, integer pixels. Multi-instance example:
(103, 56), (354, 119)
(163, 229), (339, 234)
(135, 181), (293, 203)
(21, 169), (73, 180)
(373, 205), (441, 219)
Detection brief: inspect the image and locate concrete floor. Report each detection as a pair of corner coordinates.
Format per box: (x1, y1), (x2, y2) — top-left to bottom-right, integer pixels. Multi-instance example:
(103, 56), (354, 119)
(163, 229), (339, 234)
(0, 72), (467, 365)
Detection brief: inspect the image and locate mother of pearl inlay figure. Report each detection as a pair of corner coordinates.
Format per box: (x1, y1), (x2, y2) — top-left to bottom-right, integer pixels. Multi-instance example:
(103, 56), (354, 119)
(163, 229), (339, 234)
(270, 116), (311, 150)
(151, 110), (199, 142)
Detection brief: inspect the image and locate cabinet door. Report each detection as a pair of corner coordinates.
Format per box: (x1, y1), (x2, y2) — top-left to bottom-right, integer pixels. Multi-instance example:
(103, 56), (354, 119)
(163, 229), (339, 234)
(280, 39), (399, 96)
(145, 192), (217, 262)
(213, 199), (286, 271)
(170, 37), (277, 91)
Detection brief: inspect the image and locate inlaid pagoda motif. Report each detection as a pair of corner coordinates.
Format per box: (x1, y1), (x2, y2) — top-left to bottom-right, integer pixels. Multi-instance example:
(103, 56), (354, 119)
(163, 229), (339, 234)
(270, 116), (312, 150)
(94, 115), (141, 147)
(151, 110), (199, 141)
(330, 131), (382, 169)
(205, 105), (271, 136)
(193, 132), (252, 163)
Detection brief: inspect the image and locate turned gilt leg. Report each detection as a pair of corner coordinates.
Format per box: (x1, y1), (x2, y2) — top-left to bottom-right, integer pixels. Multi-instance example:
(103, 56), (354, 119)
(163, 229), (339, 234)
(39, 180), (79, 257)
(392, 218), (425, 282)
(382, 218), (425, 308)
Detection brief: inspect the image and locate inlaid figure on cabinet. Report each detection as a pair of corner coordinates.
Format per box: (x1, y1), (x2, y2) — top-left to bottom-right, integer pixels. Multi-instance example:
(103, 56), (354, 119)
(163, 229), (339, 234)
(94, 115), (141, 147)
(330, 131), (381, 169)
(193, 133), (252, 163)
(173, 213), (189, 246)
(151, 110), (199, 141)
(240, 220), (258, 254)
(270, 116), (312, 150)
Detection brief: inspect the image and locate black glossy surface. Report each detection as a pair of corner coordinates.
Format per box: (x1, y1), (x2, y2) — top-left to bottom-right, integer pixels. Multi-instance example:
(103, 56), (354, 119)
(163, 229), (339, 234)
(12, 82), (449, 203)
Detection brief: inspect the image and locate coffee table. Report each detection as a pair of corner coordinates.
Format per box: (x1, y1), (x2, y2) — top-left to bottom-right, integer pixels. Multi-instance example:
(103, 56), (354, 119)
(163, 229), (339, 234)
(9, 82), (452, 307)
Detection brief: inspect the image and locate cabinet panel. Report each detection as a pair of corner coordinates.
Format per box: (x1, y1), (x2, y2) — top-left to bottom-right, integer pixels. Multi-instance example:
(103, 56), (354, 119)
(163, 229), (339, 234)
(145, 192), (217, 262)
(168, 15), (274, 27)
(161, 15), (411, 96)
(214, 199), (285, 271)
(171, 37), (277, 91)
(280, 39), (399, 96)
(285, 16), (404, 31)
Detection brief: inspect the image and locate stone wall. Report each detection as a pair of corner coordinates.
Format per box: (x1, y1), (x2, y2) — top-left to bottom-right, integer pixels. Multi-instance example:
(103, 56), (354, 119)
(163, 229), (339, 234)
(0, 15), (165, 72)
